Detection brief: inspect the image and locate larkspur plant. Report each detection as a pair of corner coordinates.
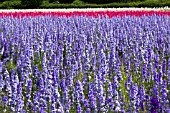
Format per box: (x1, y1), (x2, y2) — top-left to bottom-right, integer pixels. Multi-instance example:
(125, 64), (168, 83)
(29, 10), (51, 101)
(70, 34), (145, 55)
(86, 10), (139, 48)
(0, 10), (170, 18)
(0, 11), (170, 113)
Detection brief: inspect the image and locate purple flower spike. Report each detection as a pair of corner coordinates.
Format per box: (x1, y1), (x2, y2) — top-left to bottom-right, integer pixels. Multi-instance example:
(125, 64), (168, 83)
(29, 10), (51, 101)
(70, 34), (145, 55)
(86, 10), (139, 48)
(150, 96), (160, 113)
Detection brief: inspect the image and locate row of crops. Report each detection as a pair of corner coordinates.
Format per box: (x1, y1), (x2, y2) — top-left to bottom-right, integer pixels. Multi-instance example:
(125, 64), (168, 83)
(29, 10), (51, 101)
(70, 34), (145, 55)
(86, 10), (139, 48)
(0, 11), (170, 112)
(0, 10), (170, 17)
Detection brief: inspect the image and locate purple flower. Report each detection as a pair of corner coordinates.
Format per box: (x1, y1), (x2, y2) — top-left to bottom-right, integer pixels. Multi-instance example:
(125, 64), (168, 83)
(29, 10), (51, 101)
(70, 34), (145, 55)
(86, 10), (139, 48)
(139, 85), (145, 111)
(166, 108), (170, 113)
(3, 95), (8, 106)
(106, 80), (114, 110)
(117, 70), (122, 81)
(83, 99), (89, 108)
(142, 63), (147, 81)
(91, 51), (96, 71)
(0, 74), (4, 92)
(0, 14), (170, 113)
(161, 80), (168, 110)
(40, 98), (47, 112)
(168, 58), (170, 71)
(0, 61), (2, 73)
(42, 52), (47, 69)
(27, 79), (32, 93)
(16, 98), (24, 112)
(60, 78), (66, 91)
(154, 54), (159, 69)
(130, 83), (138, 112)
(17, 82), (22, 96)
(82, 51), (90, 74)
(75, 80), (85, 103)
(162, 59), (166, 74)
(86, 108), (91, 113)
(33, 91), (40, 112)
(50, 94), (63, 112)
(150, 96), (160, 113)
(76, 102), (82, 113)
(97, 82), (106, 112)
(126, 74), (132, 91)
(88, 83), (97, 110)
(63, 86), (70, 111)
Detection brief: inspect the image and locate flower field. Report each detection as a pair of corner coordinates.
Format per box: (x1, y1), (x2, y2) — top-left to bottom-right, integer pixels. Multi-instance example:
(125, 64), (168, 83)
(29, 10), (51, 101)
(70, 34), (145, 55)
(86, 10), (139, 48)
(0, 9), (170, 113)
(0, 9), (170, 17)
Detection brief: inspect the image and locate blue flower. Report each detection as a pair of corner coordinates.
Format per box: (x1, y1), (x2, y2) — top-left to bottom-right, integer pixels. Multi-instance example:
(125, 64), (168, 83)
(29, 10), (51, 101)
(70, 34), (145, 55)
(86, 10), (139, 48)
(0, 74), (4, 92)
(150, 96), (160, 113)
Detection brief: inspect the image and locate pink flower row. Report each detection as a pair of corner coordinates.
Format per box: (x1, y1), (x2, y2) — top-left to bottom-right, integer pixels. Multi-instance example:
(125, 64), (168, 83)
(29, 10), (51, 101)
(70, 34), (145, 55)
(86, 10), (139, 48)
(0, 10), (170, 17)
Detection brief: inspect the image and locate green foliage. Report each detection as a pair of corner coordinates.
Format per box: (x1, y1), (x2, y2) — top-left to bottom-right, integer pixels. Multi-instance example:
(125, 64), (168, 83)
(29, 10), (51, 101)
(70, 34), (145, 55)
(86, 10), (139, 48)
(39, 0), (170, 8)
(72, 0), (85, 5)
(42, 0), (49, 4)
(81, 0), (145, 4)
(74, 71), (84, 82)
(7, 60), (17, 73)
(81, 0), (114, 4)
(120, 64), (128, 103)
(0, 0), (170, 9)
(32, 52), (42, 71)
(0, 0), (21, 9)
(21, 0), (43, 8)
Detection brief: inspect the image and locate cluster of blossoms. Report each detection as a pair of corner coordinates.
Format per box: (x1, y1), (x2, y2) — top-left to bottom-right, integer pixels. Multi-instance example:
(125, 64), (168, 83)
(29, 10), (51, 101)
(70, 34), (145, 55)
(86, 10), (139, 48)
(0, 13), (170, 112)
(0, 10), (170, 18)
